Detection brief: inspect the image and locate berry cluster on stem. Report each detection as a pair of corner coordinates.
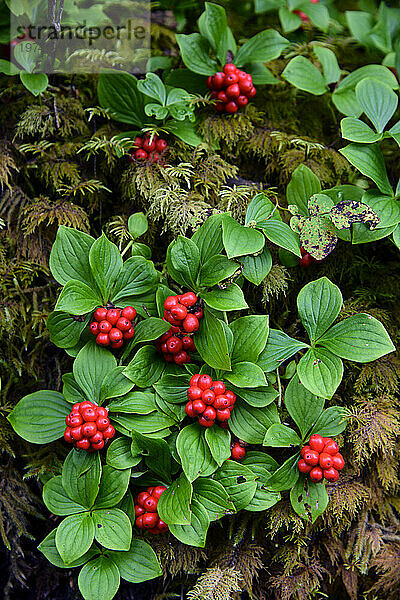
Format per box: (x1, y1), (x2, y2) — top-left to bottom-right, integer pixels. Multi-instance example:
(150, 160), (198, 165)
(298, 434), (345, 482)
(129, 133), (168, 164)
(90, 306), (136, 349)
(185, 374), (236, 428)
(134, 486), (169, 535)
(207, 63), (256, 114)
(64, 401), (115, 451)
(155, 292), (203, 365)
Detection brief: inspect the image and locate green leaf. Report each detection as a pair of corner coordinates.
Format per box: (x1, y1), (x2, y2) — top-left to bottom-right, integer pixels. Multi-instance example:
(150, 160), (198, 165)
(235, 29), (289, 67)
(110, 256), (159, 303)
(297, 348), (344, 399)
(355, 77), (398, 133)
(98, 71), (145, 126)
(231, 385), (278, 407)
(213, 461), (257, 511)
(109, 539), (162, 582)
(20, 72), (48, 96)
(62, 450), (101, 509)
(198, 254), (239, 287)
(157, 473), (192, 525)
(169, 498), (210, 548)
(192, 213), (224, 263)
(245, 193), (276, 225)
(228, 399), (279, 444)
(239, 247), (273, 285)
(193, 478), (232, 520)
(43, 475), (86, 516)
(282, 56), (327, 95)
(263, 424), (302, 447)
(204, 426), (231, 466)
(100, 367), (134, 402)
(341, 117), (383, 143)
(38, 530), (96, 569)
(106, 437), (141, 470)
(62, 373), (84, 404)
(49, 226), (95, 286)
(287, 164), (321, 216)
(241, 463), (281, 512)
(145, 103), (169, 120)
(128, 212), (148, 240)
(55, 280), (103, 315)
(265, 454), (300, 492)
(123, 346), (165, 387)
(168, 236), (200, 289)
(131, 430), (172, 483)
(297, 277), (343, 343)
(133, 318), (171, 346)
(94, 465), (131, 509)
(78, 556), (120, 600)
(153, 373), (188, 404)
(195, 309), (231, 371)
(225, 362), (267, 388)
(89, 233), (122, 300)
(300, 2), (329, 31)
(201, 283), (248, 312)
(175, 33), (218, 75)
(318, 314), (395, 362)
(166, 119), (203, 147)
(201, 2), (228, 61)
(92, 508), (132, 551)
(8, 391), (70, 444)
(290, 476), (328, 522)
(73, 342), (116, 403)
(176, 424), (218, 482)
(47, 311), (89, 350)
(313, 46), (341, 84)
(245, 62), (278, 84)
(279, 7), (302, 33)
(311, 406), (347, 436)
(257, 219), (301, 256)
(230, 315), (269, 364)
(222, 215), (265, 259)
(257, 329), (309, 372)
(107, 391), (156, 414)
(137, 73), (166, 104)
(113, 412), (174, 436)
(340, 143), (393, 196)
(284, 376), (324, 438)
(360, 190), (400, 229)
(55, 512), (94, 565)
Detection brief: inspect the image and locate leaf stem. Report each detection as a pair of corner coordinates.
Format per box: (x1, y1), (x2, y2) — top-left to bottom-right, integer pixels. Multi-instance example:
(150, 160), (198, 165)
(276, 367), (282, 409)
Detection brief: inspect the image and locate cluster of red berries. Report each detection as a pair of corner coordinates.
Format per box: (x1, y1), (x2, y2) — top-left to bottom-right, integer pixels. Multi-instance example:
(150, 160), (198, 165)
(129, 133), (168, 164)
(299, 246), (323, 268)
(230, 441), (246, 460)
(134, 486), (169, 535)
(298, 435), (345, 483)
(89, 306), (136, 349)
(207, 63), (256, 114)
(294, 0), (319, 23)
(64, 401), (115, 451)
(185, 374), (236, 428)
(155, 292), (203, 365)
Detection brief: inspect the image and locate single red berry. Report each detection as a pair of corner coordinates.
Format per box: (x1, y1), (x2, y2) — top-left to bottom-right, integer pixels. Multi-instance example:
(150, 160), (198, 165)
(106, 309), (121, 326)
(174, 351), (190, 365)
(319, 453), (333, 469)
(192, 399), (206, 415)
(111, 340), (124, 349)
(231, 443), (246, 460)
(323, 467), (340, 482)
(157, 519), (168, 532)
(69, 414), (83, 427)
(135, 515), (145, 529)
(71, 426), (83, 441)
(189, 374), (201, 387)
(216, 408), (231, 422)
(202, 389), (215, 405)
(224, 73), (239, 85)
(167, 336), (183, 355)
(236, 95), (248, 107)
(152, 486), (167, 500)
(214, 395), (230, 410)
(248, 86), (256, 98)
(199, 416), (214, 427)
(90, 432), (103, 445)
(309, 466), (323, 482)
(300, 445), (311, 458)
(149, 151), (160, 163)
(180, 292), (197, 307)
(298, 458), (312, 473)
(109, 328), (123, 343)
(193, 308), (204, 320)
(135, 505), (145, 517)
(160, 330), (173, 343)
(198, 374), (213, 390)
(76, 438), (91, 450)
(90, 321), (100, 336)
(82, 422), (97, 438)
(206, 75), (213, 89)
(156, 139), (168, 153)
(116, 317), (131, 332)
(303, 449), (319, 466)
(97, 407), (108, 418)
(137, 492), (150, 506)
(212, 72), (225, 89)
(99, 320), (112, 333)
(135, 149), (148, 161)
(332, 453), (345, 471)
(171, 304), (188, 320)
(219, 421), (230, 429)
(238, 79), (252, 94)
(79, 401), (94, 412)
(149, 527), (162, 535)
(96, 332), (110, 346)
(225, 390), (236, 404)
(185, 401), (195, 417)
(323, 438), (332, 445)
(103, 425), (115, 439)
(215, 102), (225, 112)
(64, 428), (73, 443)
(182, 314), (199, 333)
(121, 306), (137, 320)
(324, 440), (340, 455)
(123, 327), (135, 340)
(300, 246), (307, 256)
(143, 138), (156, 153)
(217, 90), (228, 103)
(94, 307), (108, 322)
(143, 496), (158, 512)
(225, 101), (238, 113)
(182, 336), (196, 351)
(203, 406), (217, 421)
(72, 403), (81, 411)
(187, 386), (202, 401)
(81, 408), (97, 422)
(226, 83), (240, 99)
(223, 64), (237, 75)
(133, 136), (143, 148)
(147, 487), (155, 495)
(143, 513), (159, 528)
(211, 381), (225, 396)
(309, 434), (325, 453)
(164, 296), (179, 310)
(299, 254), (312, 267)
(96, 417), (110, 431)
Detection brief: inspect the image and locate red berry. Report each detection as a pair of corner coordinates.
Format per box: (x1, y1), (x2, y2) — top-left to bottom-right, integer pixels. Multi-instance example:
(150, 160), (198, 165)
(106, 309), (121, 325)
(185, 401), (195, 418)
(223, 64), (237, 74)
(111, 340), (124, 349)
(238, 79), (252, 94)
(203, 406), (217, 421)
(160, 330), (172, 343)
(135, 515), (145, 529)
(298, 458), (312, 473)
(217, 90), (228, 103)
(123, 327), (135, 340)
(81, 408), (97, 422)
(76, 438), (91, 450)
(193, 308), (204, 320)
(69, 414), (83, 427)
(206, 75), (213, 89)
(71, 426), (83, 441)
(149, 151), (160, 163)
(299, 254), (312, 267)
(215, 102), (225, 113)
(202, 389), (215, 405)
(96, 333), (110, 346)
(167, 336), (183, 355)
(248, 86), (256, 98)
(135, 505), (145, 517)
(189, 374), (200, 387)
(90, 322), (100, 335)
(82, 422), (97, 438)
(309, 466), (323, 482)
(225, 390), (236, 405)
(143, 496), (158, 512)
(182, 314), (199, 333)
(157, 519), (168, 532)
(192, 399), (206, 415)
(152, 486), (167, 500)
(164, 296), (179, 310)
(216, 408), (231, 422)
(324, 440), (340, 455)
(79, 401), (94, 412)
(319, 453), (333, 469)
(236, 95), (248, 107)
(225, 101), (238, 113)
(99, 320), (112, 333)
(116, 317), (131, 332)
(121, 306), (137, 320)
(171, 304), (188, 320)
(309, 434), (325, 453)
(64, 428), (73, 443)
(143, 138), (156, 153)
(231, 443), (246, 460)
(182, 336), (195, 351)
(224, 73), (239, 86)
(174, 351), (190, 365)
(163, 352), (174, 362)
(332, 453), (345, 471)
(187, 386), (202, 401)
(94, 307), (108, 322)
(90, 432), (103, 445)
(212, 72), (225, 89)
(180, 292), (197, 307)
(211, 381), (225, 396)
(323, 467), (339, 482)
(198, 374), (212, 390)
(300, 246), (307, 256)
(303, 449), (319, 466)
(135, 149), (148, 161)
(133, 136), (143, 148)
(109, 328), (123, 343)
(137, 492), (150, 506)
(103, 425), (115, 439)
(156, 139), (168, 153)
(300, 445), (311, 458)
(199, 416), (214, 427)
(143, 513), (159, 528)
(97, 407), (108, 418)
(214, 395), (230, 410)
(226, 83), (240, 99)
(96, 417), (110, 432)
(219, 421), (230, 429)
